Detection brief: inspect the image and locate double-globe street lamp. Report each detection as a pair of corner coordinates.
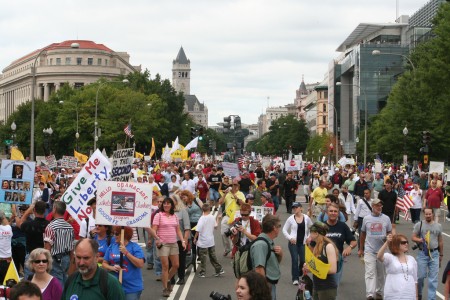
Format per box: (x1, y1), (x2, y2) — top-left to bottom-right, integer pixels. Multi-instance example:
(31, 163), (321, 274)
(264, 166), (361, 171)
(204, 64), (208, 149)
(94, 79), (129, 150)
(336, 82), (368, 168)
(43, 127), (53, 156)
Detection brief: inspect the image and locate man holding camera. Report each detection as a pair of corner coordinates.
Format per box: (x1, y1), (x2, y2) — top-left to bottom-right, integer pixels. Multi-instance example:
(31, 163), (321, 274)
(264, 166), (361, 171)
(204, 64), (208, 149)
(412, 207), (443, 300)
(230, 204), (261, 257)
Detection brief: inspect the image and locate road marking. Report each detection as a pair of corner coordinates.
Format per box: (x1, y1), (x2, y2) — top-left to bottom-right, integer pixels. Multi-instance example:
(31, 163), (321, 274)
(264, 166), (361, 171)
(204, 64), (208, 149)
(437, 291), (444, 299)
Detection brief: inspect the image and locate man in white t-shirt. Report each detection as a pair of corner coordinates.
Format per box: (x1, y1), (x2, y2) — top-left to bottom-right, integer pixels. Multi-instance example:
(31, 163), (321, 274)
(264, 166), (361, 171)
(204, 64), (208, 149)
(194, 203), (224, 278)
(79, 198), (97, 238)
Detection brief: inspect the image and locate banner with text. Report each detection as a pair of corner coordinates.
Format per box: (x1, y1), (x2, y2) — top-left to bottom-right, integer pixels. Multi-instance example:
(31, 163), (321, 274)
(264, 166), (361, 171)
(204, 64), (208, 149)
(111, 148), (134, 182)
(61, 150), (112, 226)
(96, 181), (152, 227)
(284, 160), (301, 171)
(221, 162), (240, 178)
(0, 160), (36, 204)
(61, 156), (78, 169)
(45, 155), (57, 169)
(234, 205), (274, 223)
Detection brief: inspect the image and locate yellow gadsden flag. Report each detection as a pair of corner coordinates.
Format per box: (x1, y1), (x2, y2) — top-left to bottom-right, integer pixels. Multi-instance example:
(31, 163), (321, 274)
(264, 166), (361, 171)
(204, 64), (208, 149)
(135, 151), (144, 159)
(149, 138), (155, 159)
(74, 150), (88, 164)
(3, 258), (19, 285)
(11, 147), (25, 160)
(305, 245), (330, 279)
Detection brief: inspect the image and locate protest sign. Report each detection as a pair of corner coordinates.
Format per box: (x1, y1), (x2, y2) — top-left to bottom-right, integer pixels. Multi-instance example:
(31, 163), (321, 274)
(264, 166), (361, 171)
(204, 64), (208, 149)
(111, 148), (134, 182)
(45, 155), (57, 169)
(284, 160), (301, 171)
(222, 162), (240, 178)
(429, 161), (445, 174)
(61, 155), (78, 169)
(0, 160), (35, 204)
(234, 205), (274, 223)
(96, 181), (152, 227)
(61, 150), (112, 226)
(374, 161), (382, 173)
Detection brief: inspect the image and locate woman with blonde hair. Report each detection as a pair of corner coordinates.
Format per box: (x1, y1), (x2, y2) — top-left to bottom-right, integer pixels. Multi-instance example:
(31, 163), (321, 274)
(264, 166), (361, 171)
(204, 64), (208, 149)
(377, 234), (418, 300)
(303, 221), (339, 300)
(26, 248), (62, 300)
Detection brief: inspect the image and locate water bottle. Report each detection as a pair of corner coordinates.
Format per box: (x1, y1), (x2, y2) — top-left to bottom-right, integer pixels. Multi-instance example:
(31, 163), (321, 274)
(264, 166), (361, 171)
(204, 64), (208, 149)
(304, 290), (311, 300)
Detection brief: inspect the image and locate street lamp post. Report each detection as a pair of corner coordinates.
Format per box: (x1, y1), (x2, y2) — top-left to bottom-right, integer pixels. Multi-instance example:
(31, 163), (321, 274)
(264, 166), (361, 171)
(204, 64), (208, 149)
(403, 125), (408, 164)
(43, 127), (53, 156)
(336, 82), (368, 168)
(372, 50), (416, 72)
(94, 79), (129, 150)
(11, 121), (17, 146)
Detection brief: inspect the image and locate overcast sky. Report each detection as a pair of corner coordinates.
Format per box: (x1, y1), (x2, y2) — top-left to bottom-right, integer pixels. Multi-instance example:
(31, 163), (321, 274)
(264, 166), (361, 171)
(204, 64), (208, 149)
(0, 0), (427, 126)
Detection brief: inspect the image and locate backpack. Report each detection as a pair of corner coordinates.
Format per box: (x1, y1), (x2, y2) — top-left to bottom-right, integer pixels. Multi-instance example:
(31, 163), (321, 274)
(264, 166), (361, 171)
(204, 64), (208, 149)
(233, 236), (271, 278)
(64, 267), (109, 298)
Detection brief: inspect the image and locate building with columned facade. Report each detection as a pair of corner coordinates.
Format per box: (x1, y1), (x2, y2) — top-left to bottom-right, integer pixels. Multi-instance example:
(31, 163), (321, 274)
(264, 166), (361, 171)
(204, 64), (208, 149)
(0, 40), (139, 122)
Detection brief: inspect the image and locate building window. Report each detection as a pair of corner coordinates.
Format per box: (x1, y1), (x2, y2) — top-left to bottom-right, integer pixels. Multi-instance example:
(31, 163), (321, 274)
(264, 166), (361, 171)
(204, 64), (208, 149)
(98, 58), (102, 65)
(323, 104), (326, 112)
(76, 58), (82, 65)
(88, 58), (93, 65)
(56, 58), (61, 65)
(49, 58), (53, 65)
(74, 83), (84, 89)
(105, 59), (108, 66)
(65, 57), (71, 65)
(322, 116), (326, 125)
(324, 91), (328, 98)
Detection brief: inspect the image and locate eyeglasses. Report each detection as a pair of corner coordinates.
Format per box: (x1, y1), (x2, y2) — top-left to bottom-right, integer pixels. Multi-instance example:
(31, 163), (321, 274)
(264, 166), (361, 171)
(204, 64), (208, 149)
(400, 241), (409, 245)
(33, 260), (48, 264)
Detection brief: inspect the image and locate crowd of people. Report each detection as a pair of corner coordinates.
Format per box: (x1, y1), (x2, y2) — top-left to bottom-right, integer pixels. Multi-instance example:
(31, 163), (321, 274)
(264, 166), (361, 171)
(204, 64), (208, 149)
(0, 159), (449, 300)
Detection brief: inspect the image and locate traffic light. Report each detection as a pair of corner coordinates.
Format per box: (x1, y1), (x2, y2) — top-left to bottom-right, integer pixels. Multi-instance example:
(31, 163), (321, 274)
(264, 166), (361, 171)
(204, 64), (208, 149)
(422, 131), (431, 144)
(223, 117), (231, 132)
(234, 116), (241, 130)
(198, 127), (204, 137)
(190, 127), (196, 140)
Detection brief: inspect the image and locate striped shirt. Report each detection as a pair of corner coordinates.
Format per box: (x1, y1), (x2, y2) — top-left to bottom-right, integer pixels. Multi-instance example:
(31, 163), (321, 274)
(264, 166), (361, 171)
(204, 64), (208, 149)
(153, 212), (179, 244)
(43, 217), (74, 256)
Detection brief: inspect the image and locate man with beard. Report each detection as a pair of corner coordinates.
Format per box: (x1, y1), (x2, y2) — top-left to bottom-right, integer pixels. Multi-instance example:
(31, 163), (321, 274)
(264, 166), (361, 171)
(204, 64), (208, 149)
(62, 239), (124, 300)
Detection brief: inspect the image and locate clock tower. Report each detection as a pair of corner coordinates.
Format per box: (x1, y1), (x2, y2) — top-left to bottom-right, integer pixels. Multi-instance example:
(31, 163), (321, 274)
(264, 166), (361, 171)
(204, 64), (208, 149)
(172, 46), (191, 95)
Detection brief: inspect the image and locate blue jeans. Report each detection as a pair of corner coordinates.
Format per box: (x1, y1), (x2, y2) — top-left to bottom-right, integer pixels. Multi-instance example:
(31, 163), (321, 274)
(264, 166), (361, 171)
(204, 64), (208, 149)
(271, 283), (277, 300)
(272, 196), (279, 212)
(23, 253), (32, 280)
(153, 241), (162, 276)
(50, 254), (70, 286)
(209, 188), (220, 201)
(144, 231), (154, 266)
(417, 250), (439, 300)
(288, 242), (305, 281)
(125, 291), (142, 300)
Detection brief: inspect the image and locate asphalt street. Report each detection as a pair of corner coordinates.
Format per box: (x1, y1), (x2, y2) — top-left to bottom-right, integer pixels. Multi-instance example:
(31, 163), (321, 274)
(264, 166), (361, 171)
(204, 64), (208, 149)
(139, 192), (450, 300)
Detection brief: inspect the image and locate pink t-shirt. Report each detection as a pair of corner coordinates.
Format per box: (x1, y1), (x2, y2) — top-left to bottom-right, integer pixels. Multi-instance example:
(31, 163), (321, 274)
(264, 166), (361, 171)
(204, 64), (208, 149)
(153, 212), (179, 244)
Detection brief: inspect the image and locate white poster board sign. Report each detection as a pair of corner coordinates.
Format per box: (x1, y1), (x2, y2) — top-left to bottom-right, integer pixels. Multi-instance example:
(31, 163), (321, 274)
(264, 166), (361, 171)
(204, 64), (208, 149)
(0, 160), (36, 204)
(61, 150), (112, 226)
(96, 181), (152, 227)
(284, 160), (301, 171)
(45, 155), (57, 169)
(111, 148), (135, 181)
(61, 156), (78, 169)
(375, 161), (382, 173)
(222, 162), (240, 178)
(234, 205), (274, 223)
(261, 158), (271, 169)
(429, 161), (445, 174)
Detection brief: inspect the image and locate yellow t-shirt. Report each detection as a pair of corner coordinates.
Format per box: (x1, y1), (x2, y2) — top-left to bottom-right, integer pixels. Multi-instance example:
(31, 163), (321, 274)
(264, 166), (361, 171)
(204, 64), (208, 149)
(311, 187), (328, 205)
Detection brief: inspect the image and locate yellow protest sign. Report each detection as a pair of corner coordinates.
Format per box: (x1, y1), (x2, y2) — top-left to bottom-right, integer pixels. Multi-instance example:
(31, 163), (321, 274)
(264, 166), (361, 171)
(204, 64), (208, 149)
(305, 245), (330, 279)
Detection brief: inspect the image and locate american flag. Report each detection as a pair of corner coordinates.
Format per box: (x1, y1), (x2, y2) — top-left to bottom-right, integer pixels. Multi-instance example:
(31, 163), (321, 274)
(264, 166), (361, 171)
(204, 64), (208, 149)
(238, 156), (245, 169)
(396, 194), (414, 212)
(124, 124), (134, 138)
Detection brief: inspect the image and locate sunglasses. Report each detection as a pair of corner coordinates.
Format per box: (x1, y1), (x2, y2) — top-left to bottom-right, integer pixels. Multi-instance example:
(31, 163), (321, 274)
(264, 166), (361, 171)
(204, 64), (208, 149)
(400, 241), (409, 245)
(33, 259), (48, 264)
(240, 213), (250, 217)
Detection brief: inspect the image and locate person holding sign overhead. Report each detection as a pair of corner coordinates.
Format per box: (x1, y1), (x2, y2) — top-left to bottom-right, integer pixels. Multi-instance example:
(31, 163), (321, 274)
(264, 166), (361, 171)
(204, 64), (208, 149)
(303, 221), (339, 300)
(102, 226), (145, 300)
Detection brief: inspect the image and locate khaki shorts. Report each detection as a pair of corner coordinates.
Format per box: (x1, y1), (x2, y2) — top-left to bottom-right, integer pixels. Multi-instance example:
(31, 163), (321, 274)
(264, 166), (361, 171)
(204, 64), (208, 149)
(157, 242), (179, 257)
(432, 207), (441, 216)
(313, 203), (326, 217)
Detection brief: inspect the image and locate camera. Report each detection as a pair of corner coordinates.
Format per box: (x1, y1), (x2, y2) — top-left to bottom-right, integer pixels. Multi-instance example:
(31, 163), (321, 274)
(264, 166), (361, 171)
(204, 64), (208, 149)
(224, 221), (242, 237)
(412, 243), (423, 251)
(210, 291), (231, 300)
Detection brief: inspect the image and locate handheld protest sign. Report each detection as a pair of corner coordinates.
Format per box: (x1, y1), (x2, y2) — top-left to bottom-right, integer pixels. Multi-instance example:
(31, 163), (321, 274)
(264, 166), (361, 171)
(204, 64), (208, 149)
(0, 160), (36, 205)
(96, 181), (152, 227)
